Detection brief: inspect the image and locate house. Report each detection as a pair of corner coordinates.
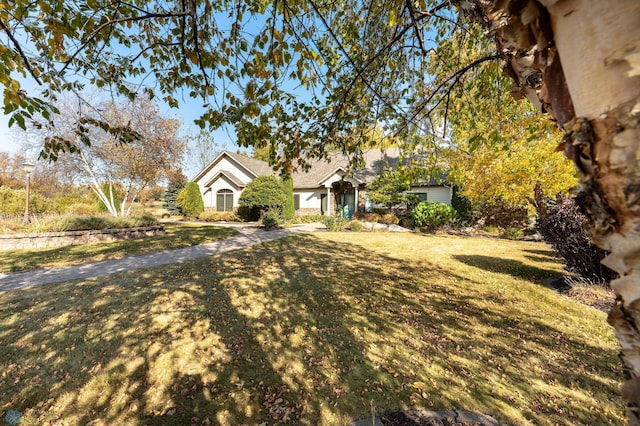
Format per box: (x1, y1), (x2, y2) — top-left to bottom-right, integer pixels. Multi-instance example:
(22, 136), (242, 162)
(192, 148), (452, 218)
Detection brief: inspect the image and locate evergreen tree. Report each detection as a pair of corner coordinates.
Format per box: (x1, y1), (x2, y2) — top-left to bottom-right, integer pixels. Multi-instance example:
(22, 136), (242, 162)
(177, 182), (204, 218)
(163, 170), (187, 215)
(282, 175), (295, 220)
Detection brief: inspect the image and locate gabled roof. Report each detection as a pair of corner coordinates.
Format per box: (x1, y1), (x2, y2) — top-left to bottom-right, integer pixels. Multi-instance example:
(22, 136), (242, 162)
(192, 151), (275, 183)
(204, 170), (245, 188)
(225, 151), (276, 177)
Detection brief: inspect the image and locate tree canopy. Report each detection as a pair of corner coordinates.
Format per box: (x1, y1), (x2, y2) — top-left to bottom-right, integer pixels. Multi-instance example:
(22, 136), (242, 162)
(1, 0), (500, 172)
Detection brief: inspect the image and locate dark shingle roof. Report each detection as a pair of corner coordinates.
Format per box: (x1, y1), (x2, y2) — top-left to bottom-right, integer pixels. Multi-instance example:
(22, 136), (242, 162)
(225, 151), (276, 177)
(197, 149), (446, 189)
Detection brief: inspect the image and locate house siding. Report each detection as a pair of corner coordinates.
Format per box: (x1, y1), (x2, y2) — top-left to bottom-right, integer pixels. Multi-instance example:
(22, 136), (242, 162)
(293, 189), (324, 214)
(411, 186), (452, 204)
(197, 156), (255, 210)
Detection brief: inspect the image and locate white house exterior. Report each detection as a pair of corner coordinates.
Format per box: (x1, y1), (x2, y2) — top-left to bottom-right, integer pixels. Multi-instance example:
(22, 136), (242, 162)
(192, 148), (452, 217)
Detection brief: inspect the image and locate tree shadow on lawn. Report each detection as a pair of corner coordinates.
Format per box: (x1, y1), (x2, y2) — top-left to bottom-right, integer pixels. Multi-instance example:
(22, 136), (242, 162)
(0, 235), (624, 425)
(453, 255), (561, 284)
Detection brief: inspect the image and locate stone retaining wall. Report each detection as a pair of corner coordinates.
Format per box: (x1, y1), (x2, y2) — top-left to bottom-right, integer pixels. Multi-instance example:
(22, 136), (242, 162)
(0, 226), (165, 250)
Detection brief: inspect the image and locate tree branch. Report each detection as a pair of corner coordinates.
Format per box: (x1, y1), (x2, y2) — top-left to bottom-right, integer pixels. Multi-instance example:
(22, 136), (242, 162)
(61, 10), (193, 74)
(0, 17), (42, 85)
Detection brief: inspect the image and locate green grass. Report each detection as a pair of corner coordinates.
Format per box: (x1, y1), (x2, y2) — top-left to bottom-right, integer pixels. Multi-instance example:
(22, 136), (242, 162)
(0, 223), (237, 273)
(0, 233), (623, 425)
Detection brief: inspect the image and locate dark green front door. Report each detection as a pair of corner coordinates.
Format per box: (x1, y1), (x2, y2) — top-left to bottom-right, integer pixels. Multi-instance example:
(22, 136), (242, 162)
(340, 193), (355, 219)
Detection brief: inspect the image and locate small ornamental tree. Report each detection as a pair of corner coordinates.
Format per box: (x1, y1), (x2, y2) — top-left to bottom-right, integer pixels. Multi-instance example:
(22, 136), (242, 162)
(238, 175), (286, 221)
(177, 182), (204, 218)
(367, 170), (419, 211)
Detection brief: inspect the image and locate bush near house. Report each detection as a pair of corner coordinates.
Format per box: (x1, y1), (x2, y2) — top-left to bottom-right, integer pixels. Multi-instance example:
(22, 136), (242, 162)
(177, 182), (205, 218)
(238, 176), (287, 221)
(412, 201), (457, 230)
(323, 215), (348, 232)
(260, 210), (282, 229)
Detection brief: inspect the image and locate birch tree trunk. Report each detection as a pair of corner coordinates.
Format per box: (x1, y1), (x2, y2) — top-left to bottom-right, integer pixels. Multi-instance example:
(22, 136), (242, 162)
(464, 0), (640, 422)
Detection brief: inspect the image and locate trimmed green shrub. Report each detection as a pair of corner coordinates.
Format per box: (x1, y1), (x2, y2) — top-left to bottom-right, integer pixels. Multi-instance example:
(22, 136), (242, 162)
(349, 221), (363, 232)
(323, 216), (348, 232)
(178, 182), (204, 218)
(501, 227), (524, 240)
(238, 176), (287, 221)
(261, 210), (282, 229)
(412, 202), (457, 229)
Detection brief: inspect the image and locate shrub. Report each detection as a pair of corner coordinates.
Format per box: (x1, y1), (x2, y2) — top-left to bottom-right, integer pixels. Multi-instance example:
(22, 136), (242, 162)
(177, 182), (204, 218)
(412, 202), (457, 229)
(199, 211), (239, 222)
(66, 202), (97, 216)
(380, 213), (399, 225)
(451, 186), (473, 226)
(294, 214), (326, 224)
(539, 195), (616, 282)
(0, 187), (52, 215)
(476, 199), (528, 229)
(501, 227), (524, 240)
(400, 217), (413, 229)
(349, 221), (363, 232)
(129, 214), (159, 227)
(261, 210), (282, 229)
(50, 215), (159, 232)
(363, 212), (381, 223)
(282, 175), (295, 220)
(238, 176), (286, 220)
(323, 216), (348, 232)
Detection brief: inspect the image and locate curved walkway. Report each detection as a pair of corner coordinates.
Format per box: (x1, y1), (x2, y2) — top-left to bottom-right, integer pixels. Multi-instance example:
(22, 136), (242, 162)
(0, 222), (326, 292)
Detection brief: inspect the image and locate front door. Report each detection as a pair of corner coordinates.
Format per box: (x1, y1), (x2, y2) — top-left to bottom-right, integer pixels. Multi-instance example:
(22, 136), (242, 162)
(340, 193), (355, 219)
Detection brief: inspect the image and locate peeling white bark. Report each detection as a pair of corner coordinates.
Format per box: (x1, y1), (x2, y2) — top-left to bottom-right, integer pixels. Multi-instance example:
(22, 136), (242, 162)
(464, 0), (640, 422)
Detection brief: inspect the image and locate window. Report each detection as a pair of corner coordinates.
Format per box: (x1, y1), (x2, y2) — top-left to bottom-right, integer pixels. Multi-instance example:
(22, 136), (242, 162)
(417, 193), (428, 202)
(216, 189), (233, 212)
(294, 194), (300, 211)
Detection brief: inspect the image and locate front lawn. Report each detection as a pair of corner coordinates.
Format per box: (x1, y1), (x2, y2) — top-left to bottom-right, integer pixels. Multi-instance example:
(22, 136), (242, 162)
(0, 223), (237, 273)
(0, 233), (623, 425)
